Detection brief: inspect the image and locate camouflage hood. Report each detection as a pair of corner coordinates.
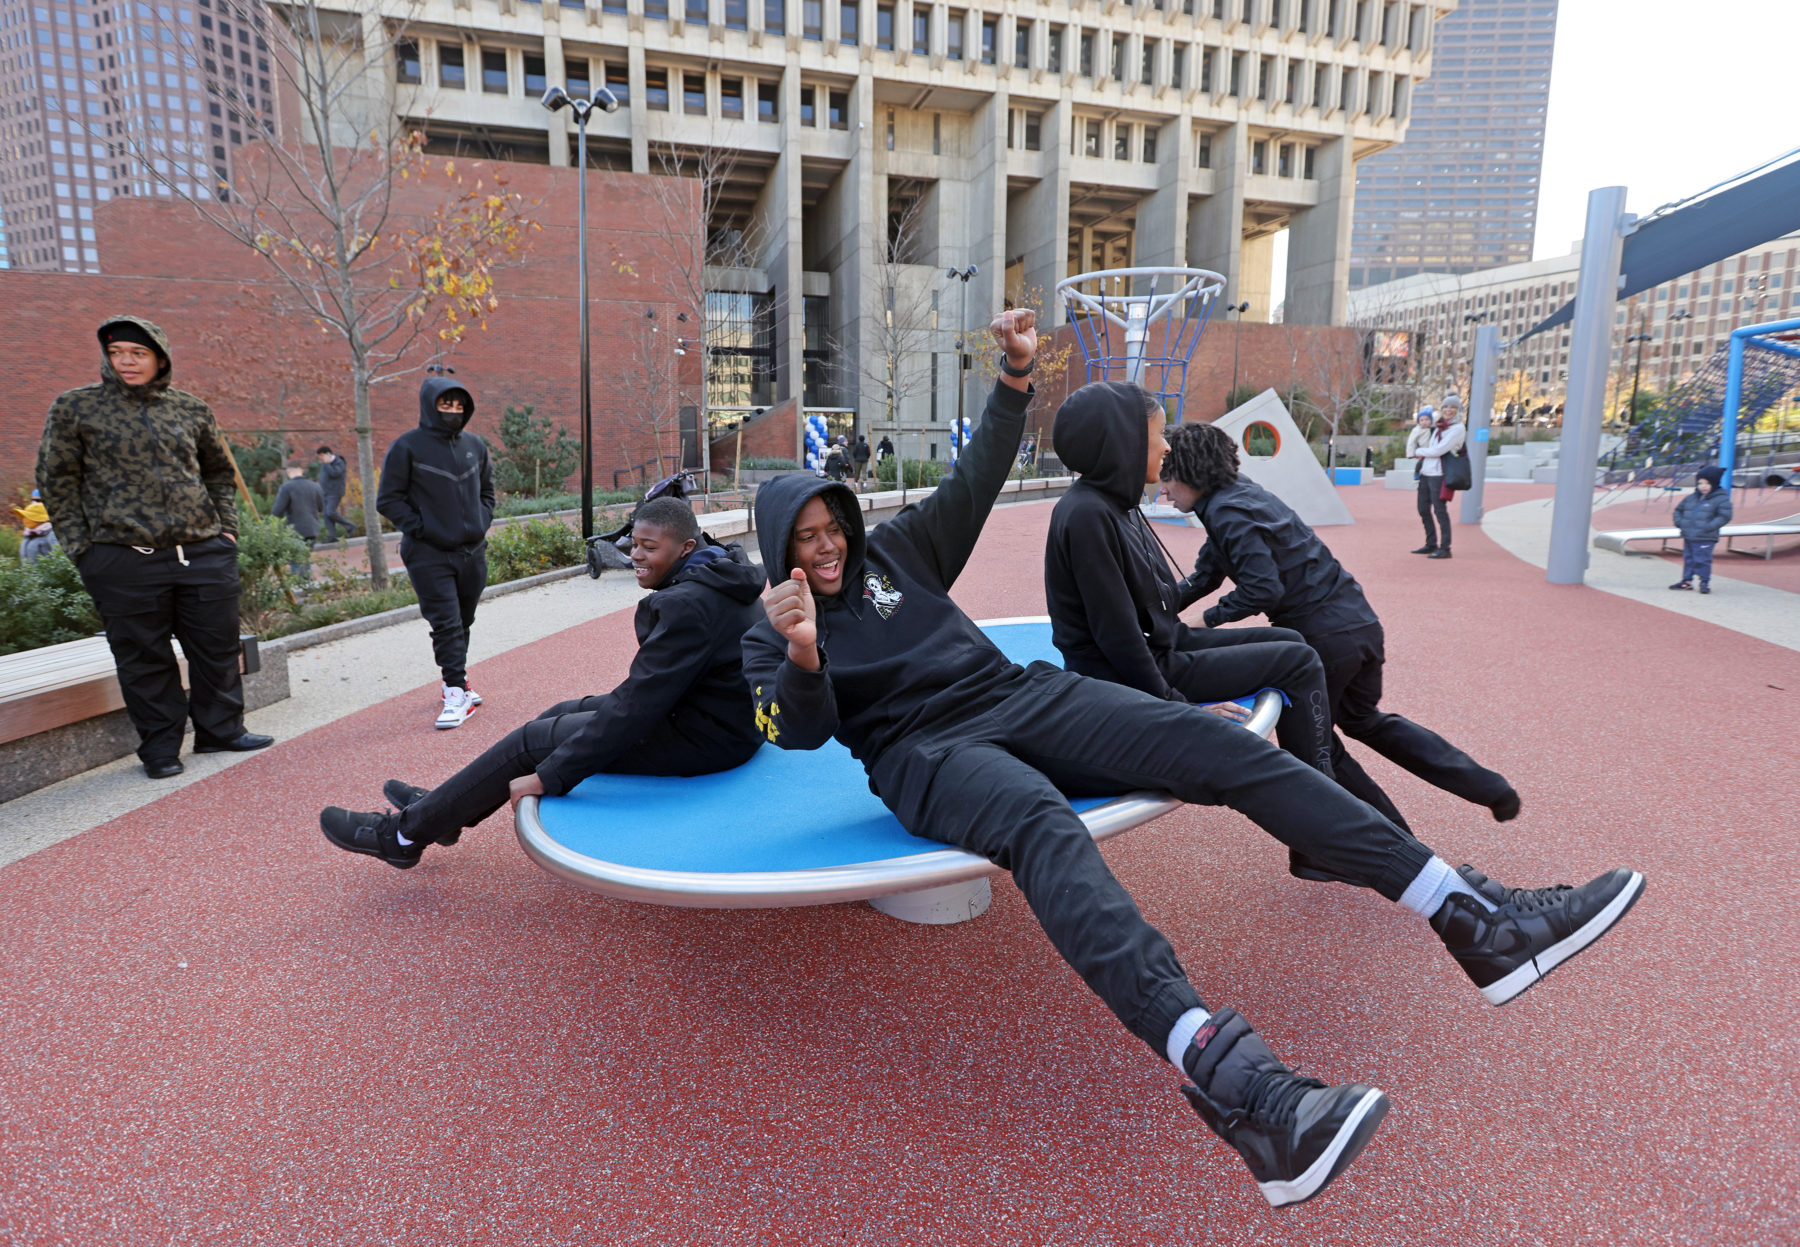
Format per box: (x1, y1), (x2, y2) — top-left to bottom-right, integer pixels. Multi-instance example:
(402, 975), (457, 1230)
(96, 314), (174, 398)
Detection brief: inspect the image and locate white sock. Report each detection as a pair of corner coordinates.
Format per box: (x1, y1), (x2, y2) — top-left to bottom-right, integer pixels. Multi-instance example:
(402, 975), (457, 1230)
(1398, 856), (1495, 918)
(395, 831), (414, 846)
(1165, 1007), (1212, 1069)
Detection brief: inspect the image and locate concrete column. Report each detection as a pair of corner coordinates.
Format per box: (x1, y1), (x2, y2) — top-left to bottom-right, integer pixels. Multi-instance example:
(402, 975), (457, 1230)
(543, 26), (570, 166)
(758, 64), (807, 455)
(1239, 232), (1274, 322)
(965, 84), (1009, 420)
(1134, 106), (1193, 280)
(1014, 94), (1072, 324)
(1189, 118), (1246, 301)
(1283, 132), (1353, 324)
(627, 44), (649, 171)
(832, 69), (878, 428)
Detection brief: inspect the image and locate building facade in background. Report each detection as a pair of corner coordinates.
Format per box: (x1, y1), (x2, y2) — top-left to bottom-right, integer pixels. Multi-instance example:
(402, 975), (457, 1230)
(295, 0), (1455, 442)
(1348, 0), (1554, 289)
(0, 0), (276, 272)
(1347, 232), (1800, 410)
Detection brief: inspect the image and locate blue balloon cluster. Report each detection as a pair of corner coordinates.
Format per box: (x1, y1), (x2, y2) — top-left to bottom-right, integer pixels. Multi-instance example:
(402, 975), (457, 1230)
(948, 416), (972, 462)
(804, 413), (831, 472)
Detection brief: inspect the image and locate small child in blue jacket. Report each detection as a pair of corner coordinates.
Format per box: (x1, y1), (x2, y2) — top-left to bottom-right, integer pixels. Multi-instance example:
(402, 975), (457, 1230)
(1670, 466), (1732, 595)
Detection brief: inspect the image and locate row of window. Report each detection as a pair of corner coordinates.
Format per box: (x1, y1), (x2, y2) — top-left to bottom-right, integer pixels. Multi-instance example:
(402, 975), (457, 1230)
(397, 33), (1405, 126)
(553, 0), (1430, 53)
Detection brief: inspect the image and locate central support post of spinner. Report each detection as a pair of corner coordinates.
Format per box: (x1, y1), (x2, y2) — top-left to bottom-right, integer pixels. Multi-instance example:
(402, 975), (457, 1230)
(1056, 266), (1226, 420)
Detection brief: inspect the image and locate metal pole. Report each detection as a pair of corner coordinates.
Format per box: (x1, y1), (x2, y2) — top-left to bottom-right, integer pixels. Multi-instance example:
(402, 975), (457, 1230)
(1461, 324), (1498, 524)
(1720, 329), (1746, 491)
(576, 113), (593, 542)
(1546, 185), (1630, 585)
(955, 278), (967, 456)
(1231, 309), (1242, 397)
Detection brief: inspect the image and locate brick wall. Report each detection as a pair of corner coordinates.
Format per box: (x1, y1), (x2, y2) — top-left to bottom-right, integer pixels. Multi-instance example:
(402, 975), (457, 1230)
(1, 160), (701, 501)
(709, 396), (799, 469)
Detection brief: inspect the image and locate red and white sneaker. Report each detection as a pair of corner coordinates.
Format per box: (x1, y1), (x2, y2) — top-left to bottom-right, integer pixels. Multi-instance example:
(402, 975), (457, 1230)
(466, 688), (483, 707)
(435, 684), (475, 730)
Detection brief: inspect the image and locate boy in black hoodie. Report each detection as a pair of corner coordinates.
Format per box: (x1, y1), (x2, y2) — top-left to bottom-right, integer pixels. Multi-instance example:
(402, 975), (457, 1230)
(1044, 381), (1335, 779)
(378, 376), (496, 729)
(1160, 421), (1519, 844)
(320, 498), (766, 866)
(744, 310), (1645, 1210)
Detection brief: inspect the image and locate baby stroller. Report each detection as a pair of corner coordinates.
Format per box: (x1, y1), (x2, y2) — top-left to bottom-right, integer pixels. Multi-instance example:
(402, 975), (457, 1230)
(586, 470), (714, 578)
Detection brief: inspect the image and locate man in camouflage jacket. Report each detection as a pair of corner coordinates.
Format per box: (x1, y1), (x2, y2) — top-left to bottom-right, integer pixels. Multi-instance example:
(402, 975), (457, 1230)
(35, 316), (274, 778)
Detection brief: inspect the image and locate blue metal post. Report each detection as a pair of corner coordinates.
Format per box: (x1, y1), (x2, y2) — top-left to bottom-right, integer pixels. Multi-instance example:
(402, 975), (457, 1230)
(1720, 332), (1746, 491)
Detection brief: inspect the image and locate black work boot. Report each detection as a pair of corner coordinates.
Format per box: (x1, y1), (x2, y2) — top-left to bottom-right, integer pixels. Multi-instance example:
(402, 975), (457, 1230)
(1431, 865), (1645, 1005)
(320, 807), (424, 870)
(1180, 1008), (1390, 1208)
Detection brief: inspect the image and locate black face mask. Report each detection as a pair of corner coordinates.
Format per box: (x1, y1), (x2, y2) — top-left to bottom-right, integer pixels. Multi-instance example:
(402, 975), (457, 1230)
(438, 407), (468, 431)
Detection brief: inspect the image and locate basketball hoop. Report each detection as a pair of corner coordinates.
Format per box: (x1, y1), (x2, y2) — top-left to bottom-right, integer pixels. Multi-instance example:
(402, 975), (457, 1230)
(1057, 266), (1226, 421)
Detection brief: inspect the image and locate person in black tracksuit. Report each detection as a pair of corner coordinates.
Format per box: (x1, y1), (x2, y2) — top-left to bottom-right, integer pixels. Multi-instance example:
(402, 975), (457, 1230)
(320, 497), (767, 865)
(378, 377), (495, 725)
(1160, 421), (1519, 841)
(1044, 381), (1334, 780)
(742, 310), (1644, 1209)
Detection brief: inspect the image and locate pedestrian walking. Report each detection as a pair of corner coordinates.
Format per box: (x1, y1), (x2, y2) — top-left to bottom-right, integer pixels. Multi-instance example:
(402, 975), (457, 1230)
(35, 316), (274, 779)
(852, 434), (871, 488)
(377, 375), (495, 730)
(316, 444), (354, 542)
(271, 463), (325, 578)
(13, 500), (59, 563)
(1412, 395), (1465, 559)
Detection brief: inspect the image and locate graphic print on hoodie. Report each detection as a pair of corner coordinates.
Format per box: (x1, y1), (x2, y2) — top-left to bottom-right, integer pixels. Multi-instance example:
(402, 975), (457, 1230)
(1044, 382), (1192, 701)
(740, 380), (1034, 792)
(377, 377), (495, 553)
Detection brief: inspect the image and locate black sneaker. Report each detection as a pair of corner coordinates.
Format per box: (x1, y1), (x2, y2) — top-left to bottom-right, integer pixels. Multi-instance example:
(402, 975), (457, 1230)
(1427, 547), (1453, 559)
(1180, 1008), (1389, 1208)
(1432, 865), (1645, 1005)
(1410, 545), (1438, 555)
(320, 807), (423, 870)
(382, 779), (459, 845)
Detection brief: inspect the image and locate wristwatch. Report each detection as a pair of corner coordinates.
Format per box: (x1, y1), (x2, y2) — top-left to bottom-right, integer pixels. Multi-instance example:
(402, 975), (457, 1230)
(999, 357), (1035, 378)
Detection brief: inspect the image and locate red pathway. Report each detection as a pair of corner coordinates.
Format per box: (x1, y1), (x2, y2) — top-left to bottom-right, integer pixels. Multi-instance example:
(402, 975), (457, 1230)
(3, 484), (1796, 1245)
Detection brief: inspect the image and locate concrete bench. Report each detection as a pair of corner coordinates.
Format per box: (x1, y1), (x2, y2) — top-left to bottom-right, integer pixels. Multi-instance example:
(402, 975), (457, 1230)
(515, 618), (1282, 925)
(1593, 512), (1800, 560)
(0, 634), (285, 802)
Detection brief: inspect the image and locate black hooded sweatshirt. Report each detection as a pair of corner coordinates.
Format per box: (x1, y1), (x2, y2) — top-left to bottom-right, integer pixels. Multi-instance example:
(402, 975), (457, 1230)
(741, 380), (1033, 786)
(1044, 382), (1189, 701)
(1178, 476), (1373, 637)
(377, 377), (495, 553)
(535, 543), (767, 796)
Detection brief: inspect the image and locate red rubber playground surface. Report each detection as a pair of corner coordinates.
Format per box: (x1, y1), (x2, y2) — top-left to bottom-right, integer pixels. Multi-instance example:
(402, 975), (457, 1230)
(3, 485), (1797, 1246)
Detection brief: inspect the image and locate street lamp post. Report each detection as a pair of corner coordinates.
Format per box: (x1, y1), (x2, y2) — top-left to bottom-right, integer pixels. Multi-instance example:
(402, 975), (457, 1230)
(1226, 300), (1250, 400)
(1624, 318), (1654, 432)
(541, 83), (620, 542)
(946, 264), (978, 457)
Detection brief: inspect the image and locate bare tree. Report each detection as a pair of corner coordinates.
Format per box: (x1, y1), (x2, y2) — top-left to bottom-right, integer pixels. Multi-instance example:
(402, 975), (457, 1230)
(613, 307), (684, 484)
(98, 0), (537, 588)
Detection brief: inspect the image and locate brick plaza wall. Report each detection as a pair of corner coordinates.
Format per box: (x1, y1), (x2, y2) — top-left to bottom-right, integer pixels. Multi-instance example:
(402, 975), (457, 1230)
(708, 396), (799, 469)
(0, 161), (700, 501)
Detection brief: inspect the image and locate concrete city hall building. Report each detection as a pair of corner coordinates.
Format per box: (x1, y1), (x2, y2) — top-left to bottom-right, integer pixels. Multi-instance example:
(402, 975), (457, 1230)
(300, 0), (1455, 436)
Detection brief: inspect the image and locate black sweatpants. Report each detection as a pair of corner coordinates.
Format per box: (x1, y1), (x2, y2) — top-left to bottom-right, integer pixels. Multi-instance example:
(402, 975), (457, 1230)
(77, 537), (246, 763)
(875, 665), (1436, 1054)
(321, 494), (353, 542)
(397, 695), (737, 845)
(1312, 623), (1512, 823)
(404, 540), (487, 689)
(1160, 624), (1335, 776)
(1417, 475), (1451, 550)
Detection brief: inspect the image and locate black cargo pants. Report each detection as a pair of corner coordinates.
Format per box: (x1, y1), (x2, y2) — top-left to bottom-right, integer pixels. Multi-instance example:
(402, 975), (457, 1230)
(77, 537), (246, 763)
(403, 538), (487, 689)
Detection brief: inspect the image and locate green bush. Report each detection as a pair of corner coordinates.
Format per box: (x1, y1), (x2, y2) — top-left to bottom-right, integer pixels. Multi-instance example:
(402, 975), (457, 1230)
(0, 546), (102, 656)
(739, 456), (801, 471)
(874, 457), (950, 488)
(486, 518), (584, 583)
(491, 488), (640, 519)
(0, 527), (21, 560)
(257, 584), (420, 641)
(229, 433), (291, 496)
(234, 514), (312, 616)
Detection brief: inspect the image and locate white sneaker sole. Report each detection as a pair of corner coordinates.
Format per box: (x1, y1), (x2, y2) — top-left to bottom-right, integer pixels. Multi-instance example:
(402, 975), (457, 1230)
(1259, 1086), (1390, 1208)
(1481, 870), (1645, 1006)
(435, 704), (474, 730)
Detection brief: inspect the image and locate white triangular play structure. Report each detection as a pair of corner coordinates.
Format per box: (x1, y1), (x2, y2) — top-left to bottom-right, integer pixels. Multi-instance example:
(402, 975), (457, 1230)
(1207, 388), (1354, 527)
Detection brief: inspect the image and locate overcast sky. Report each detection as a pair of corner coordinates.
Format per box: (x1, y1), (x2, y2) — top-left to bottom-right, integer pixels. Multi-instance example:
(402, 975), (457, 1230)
(1532, 0), (1800, 257)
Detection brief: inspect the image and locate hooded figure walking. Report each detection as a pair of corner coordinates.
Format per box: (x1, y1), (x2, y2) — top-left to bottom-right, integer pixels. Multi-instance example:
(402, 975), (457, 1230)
(378, 375), (495, 730)
(35, 316), (275, 779)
